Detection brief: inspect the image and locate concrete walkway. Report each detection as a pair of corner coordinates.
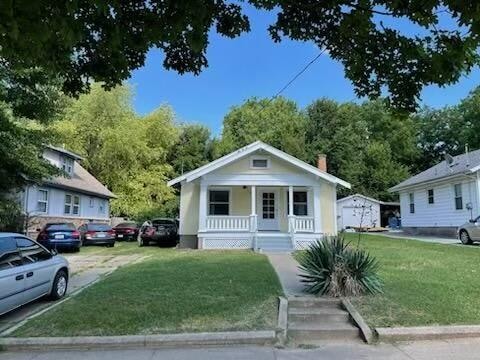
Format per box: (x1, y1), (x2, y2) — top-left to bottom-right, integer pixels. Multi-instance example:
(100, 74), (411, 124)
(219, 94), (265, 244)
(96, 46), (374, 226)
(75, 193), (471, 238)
(0, 254), (146, 335)
(365, 231), (462, 245)
(4, 339), (480, 359)
(266, 253), (306, 296)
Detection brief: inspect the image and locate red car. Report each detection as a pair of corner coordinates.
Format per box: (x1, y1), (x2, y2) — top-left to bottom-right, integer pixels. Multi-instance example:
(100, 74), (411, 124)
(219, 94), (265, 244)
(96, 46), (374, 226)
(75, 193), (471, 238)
(113, 222), (139, 242)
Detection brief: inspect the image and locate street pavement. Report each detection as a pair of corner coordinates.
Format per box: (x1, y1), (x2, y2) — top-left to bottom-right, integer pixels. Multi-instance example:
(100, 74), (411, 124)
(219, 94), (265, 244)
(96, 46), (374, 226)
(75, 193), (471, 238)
(3, 338), (480, 360)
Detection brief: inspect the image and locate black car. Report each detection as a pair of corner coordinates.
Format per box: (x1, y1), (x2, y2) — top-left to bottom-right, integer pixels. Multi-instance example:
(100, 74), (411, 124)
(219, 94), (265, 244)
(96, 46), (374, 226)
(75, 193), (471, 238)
(139, 218), (178, 247)
(78, 223), (115, 247)
(113, 222), (139, 242)
(36, 222), (81, 252)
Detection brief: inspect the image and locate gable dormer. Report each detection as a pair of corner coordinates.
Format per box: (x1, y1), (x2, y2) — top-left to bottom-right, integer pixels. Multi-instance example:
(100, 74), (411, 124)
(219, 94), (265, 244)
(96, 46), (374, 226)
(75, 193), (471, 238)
(43, 145), (83, 178)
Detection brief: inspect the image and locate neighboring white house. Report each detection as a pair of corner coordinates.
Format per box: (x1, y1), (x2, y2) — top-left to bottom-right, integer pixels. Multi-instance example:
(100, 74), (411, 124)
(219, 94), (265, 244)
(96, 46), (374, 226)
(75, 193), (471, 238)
(168, 141), (350, 251)
(20, 146), (116, 234)
(390, 149), (480, 237)
(336, 194), (400, 230)
(336, 194), (381, 230)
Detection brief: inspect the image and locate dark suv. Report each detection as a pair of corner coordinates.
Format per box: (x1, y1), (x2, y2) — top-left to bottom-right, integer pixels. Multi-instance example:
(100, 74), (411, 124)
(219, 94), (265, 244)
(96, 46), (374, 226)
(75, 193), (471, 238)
(139, 218), (178, 247)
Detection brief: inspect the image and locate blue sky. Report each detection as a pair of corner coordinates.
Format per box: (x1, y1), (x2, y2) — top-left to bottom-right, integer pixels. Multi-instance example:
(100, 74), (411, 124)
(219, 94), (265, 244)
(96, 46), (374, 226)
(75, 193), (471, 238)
(129, 5), (479, 135)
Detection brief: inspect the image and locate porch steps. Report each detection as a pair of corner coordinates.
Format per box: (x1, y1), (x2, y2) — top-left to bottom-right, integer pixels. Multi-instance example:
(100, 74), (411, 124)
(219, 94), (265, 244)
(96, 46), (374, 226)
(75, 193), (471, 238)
(257, 234), (292, 252)
(287, 297), (362, 345)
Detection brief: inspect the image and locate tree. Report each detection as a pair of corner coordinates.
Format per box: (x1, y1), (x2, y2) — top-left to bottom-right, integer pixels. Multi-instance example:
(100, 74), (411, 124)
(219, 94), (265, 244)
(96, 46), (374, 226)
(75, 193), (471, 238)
(0, 65), (64, 231)
(415, 87), (480, 171)
(305, 98), (412, 200)
(2, 1), (478, 110)
(218, 97), (307, 159)
(169, 124), (212, 176)
(52, 84), (179, 219)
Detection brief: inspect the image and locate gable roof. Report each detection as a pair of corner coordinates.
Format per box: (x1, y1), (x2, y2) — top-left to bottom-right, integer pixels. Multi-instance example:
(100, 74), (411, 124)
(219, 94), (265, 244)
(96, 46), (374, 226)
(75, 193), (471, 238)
(390, 148), (480, 192)
(337, 193), (399, 206)
(47, 145), (84, 161)
(168, 141), (350, 188)
(44, 162), (116, 199)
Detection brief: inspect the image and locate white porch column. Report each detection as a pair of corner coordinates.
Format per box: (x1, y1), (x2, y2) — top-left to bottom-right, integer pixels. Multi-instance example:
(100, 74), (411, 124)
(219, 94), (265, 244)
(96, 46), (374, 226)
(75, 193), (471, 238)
(250, 185), (258, 251)
(199, 183), (208, 232)
(288, 186), (294, 233)
(313, 185), (322, 234)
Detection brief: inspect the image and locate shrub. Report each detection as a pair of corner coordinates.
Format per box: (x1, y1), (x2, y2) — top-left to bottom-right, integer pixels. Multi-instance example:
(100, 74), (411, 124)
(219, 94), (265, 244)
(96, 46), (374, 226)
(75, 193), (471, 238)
(298, 236), (382, 297)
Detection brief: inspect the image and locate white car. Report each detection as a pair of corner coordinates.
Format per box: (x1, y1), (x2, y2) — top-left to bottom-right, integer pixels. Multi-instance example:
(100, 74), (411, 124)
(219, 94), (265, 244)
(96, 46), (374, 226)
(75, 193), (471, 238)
(0, 233), (70, 316)
(458, 216), (480, 245)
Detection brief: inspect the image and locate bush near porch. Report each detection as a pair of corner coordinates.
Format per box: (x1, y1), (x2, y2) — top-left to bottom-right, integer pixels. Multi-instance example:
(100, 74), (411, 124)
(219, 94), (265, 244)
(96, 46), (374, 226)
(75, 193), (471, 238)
(345, 233), (480, 327)
(13, 244), (283, 337)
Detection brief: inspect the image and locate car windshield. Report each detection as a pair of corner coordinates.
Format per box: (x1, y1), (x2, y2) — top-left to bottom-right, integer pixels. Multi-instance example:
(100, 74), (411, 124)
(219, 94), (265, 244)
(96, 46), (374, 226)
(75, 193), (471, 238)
(116, 222), (137, 228)
(152, 220), (174, 226)
(45, 223), (76, 231)
(88, 224), (112, 231)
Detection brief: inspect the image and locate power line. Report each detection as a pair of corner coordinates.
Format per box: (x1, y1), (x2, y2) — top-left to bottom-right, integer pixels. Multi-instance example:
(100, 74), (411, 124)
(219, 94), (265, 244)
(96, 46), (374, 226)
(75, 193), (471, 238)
(254, 47), (327, 117)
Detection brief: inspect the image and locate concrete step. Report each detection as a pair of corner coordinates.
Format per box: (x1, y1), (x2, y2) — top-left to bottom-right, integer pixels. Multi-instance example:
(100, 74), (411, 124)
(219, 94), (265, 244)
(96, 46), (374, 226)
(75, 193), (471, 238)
(288, 297), (343, 309)
(288, 322), (360, 341)
(288, 307), (350, 323)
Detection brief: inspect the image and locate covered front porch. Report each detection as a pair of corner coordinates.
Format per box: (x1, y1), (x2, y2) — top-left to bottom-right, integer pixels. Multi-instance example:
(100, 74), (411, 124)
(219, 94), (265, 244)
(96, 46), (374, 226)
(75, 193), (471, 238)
(197, 179), (325, 250)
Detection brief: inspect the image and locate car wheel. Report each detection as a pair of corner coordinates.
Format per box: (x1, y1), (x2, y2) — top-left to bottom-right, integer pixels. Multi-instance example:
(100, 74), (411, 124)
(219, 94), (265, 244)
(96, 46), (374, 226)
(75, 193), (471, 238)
(460, 230), (473, 245)
(107, 242), (115, 248)
(50, 270), (68, 300)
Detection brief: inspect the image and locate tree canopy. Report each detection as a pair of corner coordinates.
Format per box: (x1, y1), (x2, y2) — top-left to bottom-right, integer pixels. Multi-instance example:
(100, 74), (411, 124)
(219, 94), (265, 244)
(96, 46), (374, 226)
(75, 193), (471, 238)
(1, 1), (479, 110)
(52, 84), (180, 219)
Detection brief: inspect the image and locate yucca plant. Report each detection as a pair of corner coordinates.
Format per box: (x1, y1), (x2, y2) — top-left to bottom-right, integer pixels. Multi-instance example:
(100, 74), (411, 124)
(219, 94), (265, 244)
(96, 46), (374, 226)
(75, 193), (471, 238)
(298, 236), (382, 297)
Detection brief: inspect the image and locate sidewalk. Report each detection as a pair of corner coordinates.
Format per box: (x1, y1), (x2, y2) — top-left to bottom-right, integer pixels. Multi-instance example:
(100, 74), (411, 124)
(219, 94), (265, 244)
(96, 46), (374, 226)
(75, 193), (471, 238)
(4, 338), (480, 359)
(266, 252), (305, 296)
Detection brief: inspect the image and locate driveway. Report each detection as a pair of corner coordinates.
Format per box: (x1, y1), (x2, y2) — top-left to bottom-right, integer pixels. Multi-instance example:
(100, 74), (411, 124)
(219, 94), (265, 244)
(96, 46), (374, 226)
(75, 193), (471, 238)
(366, 231), (462, 245)
(0, 252), (147, 335)
(3, 339), (480, 360)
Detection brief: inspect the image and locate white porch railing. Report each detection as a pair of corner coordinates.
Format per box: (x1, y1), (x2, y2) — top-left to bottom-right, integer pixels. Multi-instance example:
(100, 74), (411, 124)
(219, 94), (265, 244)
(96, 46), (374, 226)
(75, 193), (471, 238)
(206, 216), (250, 232)
(293, 216), (314, 233)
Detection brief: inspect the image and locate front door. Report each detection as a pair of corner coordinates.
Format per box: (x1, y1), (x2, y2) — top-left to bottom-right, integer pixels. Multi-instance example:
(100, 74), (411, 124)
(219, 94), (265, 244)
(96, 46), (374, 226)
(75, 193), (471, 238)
(258, 190), (279, 231)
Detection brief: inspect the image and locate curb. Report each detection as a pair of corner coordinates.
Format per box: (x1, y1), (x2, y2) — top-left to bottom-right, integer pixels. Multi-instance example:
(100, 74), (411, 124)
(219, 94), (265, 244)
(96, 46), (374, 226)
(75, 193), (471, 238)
(0, 330), (277, 351)
(276, 297), (288, 345)
(376, 325), (480, 342)
(341, 298), (374, 344)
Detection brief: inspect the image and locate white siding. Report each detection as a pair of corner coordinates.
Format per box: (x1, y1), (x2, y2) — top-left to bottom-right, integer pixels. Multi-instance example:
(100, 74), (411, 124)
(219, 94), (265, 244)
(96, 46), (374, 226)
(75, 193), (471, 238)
(336, 196), (381, 229)
(24, 185), (110, 220)
(400, 178), (479, 227)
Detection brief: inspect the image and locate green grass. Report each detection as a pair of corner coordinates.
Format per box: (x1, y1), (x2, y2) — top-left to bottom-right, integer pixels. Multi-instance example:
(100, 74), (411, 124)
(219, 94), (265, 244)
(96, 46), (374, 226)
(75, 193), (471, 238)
(342, 233), (480, 328)
(13, 245), (283, 337)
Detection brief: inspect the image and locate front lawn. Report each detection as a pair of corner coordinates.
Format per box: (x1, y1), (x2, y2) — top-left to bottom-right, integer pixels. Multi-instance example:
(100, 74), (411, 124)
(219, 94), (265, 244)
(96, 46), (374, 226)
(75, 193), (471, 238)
(13, 246), (283, 336)
(344, 234), (480, 328)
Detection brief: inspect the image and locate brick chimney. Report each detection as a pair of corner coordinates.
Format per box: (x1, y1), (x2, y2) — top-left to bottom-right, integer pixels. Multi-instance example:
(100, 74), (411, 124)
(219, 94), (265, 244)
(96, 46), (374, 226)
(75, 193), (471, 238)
(317, 154), (327, 172)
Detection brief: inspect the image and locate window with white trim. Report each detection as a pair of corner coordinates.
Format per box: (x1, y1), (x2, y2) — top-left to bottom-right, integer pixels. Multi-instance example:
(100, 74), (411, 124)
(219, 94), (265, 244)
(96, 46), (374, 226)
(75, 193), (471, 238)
(36, 189), (48, 213)
(64, 194), (80, 215)
(208, 190), (230, 215)
(99, 200), (106, 214)
(427, 189), (434, 204)
(409, 193), (415, 214)
(61, 156), (74, 176)
(250, 156), (270, 169)
(454, 184), (463, 210)
(287, 191), (308, 216)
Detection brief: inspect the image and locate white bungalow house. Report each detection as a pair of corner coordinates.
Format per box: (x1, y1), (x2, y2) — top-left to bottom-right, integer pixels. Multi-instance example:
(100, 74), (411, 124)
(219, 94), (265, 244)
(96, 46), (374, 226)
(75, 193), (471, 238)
(167, 141), (350, 251)
(390, 148), (480, 237)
